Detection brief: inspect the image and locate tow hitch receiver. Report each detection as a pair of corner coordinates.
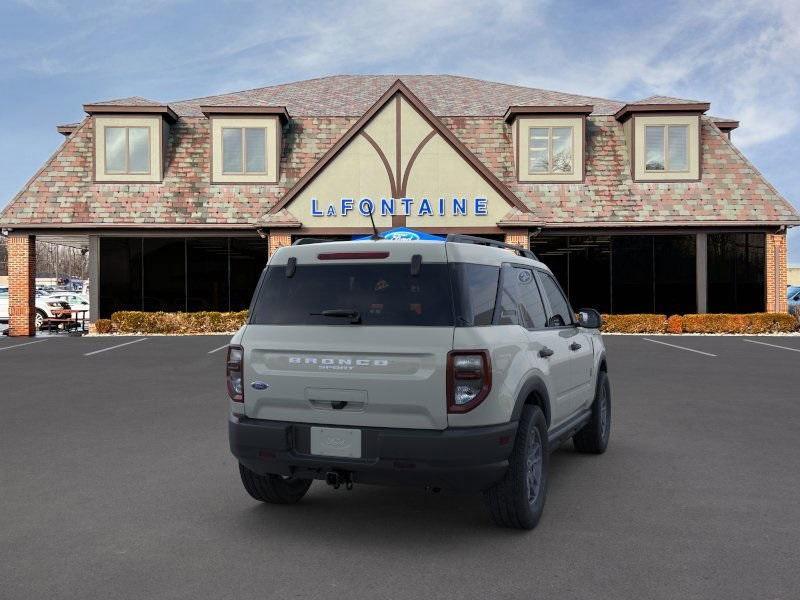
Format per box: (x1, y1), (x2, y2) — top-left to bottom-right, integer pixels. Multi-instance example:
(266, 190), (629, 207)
(325, 470), (354, 490)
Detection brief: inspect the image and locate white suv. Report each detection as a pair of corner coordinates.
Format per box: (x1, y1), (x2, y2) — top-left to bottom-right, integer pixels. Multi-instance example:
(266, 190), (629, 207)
(228, 235), (610, 529)
(0, 287), (72, 330)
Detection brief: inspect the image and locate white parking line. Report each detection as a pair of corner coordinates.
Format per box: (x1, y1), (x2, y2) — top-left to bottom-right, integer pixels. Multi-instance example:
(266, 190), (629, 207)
(743, 339), (800, 353)
(207, 344), (229, 355)
(642, 337), (717, 357)
(84, 338), (147, 356)
(0, 339), (49, 352)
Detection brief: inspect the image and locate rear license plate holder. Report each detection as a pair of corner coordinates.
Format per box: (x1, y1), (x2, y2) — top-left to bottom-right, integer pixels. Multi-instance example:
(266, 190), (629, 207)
(310, 426), (362, 459)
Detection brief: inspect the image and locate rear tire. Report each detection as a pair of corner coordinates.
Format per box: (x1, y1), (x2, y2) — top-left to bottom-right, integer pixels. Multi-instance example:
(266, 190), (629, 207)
(573, 371), (611, 454)
(35, 309), (46, 330)
(484, 405), (549, 530)
(238, 463), (312, 504)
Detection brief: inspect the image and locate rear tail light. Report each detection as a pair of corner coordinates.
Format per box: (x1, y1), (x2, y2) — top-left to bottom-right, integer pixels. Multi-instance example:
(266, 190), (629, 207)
(227, 345), (244, 402)
(447, 350), (491, 413)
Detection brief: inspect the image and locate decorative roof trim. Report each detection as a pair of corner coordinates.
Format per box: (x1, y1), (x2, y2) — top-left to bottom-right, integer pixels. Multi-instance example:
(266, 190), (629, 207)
(199, 105), (290, 122)
(56, 124), (80, 136)
(614, 102), (710, 122)
(503, 104), (593, 122)
(268, 79), (530, 216)
(83, 103), (178, 122)
(712, 119), (740, 131)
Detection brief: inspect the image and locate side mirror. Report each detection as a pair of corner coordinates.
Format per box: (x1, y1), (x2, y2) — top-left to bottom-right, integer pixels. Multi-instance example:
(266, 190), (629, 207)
(577, 308), (602, 329)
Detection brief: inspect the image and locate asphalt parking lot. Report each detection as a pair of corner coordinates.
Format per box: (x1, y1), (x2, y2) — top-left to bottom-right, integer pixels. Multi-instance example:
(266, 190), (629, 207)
(1, 334), (799, 599)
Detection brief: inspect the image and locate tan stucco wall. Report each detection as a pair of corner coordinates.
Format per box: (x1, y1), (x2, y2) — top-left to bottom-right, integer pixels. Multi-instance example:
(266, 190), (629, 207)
(517, 116), (584, 183)
(284, 95), (512, 228)
(94, 116), (163, 182)
(210, 116), (279, 183)
(633, 114), (700, 181)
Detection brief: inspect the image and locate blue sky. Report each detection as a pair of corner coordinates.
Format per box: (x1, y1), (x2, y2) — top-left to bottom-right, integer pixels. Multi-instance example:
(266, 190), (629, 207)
(1, 0), (798, 261)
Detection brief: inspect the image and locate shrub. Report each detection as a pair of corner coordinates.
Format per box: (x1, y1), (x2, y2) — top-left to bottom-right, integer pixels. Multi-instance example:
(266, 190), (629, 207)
(111, 310), (248, 334)
(665, 314), (683, 334)
(94, 319), (113, 334)
(601, 314), (666, 333)
(599, 312), (797, 334)
(681, 313), (798, 334)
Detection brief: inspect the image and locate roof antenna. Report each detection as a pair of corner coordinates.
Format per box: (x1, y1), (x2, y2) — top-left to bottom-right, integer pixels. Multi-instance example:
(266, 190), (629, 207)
(368, 204), (380, 240)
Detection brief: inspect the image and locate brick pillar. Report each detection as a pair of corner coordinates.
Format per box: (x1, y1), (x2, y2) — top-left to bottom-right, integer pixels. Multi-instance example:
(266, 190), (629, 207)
(504, 229), (530, 250)
(8, 234), (36, 336)
(765, 232), (788, 312)
(268, 230), (292, 258)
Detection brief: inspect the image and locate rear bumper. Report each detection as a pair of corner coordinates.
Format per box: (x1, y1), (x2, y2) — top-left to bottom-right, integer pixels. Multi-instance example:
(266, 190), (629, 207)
(229, 415), (518, 492)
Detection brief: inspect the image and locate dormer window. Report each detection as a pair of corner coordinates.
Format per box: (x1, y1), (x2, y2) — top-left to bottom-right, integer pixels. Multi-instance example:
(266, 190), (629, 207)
(528, 126), (573, 174)
(222, 127), (268, 174)
(615, 99), (707, 182)
(201, 106), (289, 184)
(105, 126), (151, 174)
(644, 124), (688, 172)
(505, 106), (591, 183)
(84, 101), (175, 183)
(92, 116), (165, 182)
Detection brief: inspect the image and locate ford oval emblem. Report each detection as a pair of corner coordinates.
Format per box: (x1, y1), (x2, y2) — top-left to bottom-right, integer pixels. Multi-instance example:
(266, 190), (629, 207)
(251, 381), (270, 390)
(384, 231), (420, 241)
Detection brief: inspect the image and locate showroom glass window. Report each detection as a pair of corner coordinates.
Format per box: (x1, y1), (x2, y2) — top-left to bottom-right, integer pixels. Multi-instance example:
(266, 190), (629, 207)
(533, 235), (696, 315)
(645, 125), (689, 171)
(708, 233), (764, 312)
(222, 127), (267, 174)
(528, 127), (573, 174)
(98, 237), (266, 318)
(104, 126), (150, 174)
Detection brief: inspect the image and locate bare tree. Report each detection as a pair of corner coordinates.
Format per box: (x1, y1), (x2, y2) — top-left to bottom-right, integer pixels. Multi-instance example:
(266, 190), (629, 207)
(0, 238), (87, 280)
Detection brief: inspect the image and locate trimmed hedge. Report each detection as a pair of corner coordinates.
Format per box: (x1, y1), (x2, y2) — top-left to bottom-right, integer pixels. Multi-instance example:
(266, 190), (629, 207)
(110, 311), (248, 334)
(600, 314), (667, 333)
(680, 313), (798, 334)
(101, 310), (797, 334)
(600, 312), (798, 334)
(94, 318), (113, 334)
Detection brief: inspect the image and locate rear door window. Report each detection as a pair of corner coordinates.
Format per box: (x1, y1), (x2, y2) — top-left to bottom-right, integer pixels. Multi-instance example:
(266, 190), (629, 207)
(537, 270), (574, 326)
(250, 263), (454, 326)
(496, 264), (547, 329)
(450, 263), (500, 326)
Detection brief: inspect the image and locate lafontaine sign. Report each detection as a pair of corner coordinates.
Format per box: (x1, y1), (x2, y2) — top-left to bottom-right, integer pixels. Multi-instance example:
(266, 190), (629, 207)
(311, 197), (489, 218)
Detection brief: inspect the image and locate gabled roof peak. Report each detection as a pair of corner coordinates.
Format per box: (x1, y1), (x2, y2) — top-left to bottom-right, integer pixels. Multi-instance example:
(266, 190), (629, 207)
(87, 96), (164, 107)
(631, 94), (707, 105)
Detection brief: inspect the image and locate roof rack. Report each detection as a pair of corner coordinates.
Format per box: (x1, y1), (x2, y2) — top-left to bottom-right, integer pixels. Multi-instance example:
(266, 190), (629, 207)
(292, 237), (339, 246)
(445, 234), (538, 261)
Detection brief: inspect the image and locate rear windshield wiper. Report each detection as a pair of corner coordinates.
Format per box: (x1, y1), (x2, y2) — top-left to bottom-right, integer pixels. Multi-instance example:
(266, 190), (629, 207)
(310, 309), (362, 324)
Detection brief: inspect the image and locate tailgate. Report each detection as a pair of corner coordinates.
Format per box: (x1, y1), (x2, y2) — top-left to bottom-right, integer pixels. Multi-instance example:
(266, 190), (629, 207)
(242, 325), (452, 430)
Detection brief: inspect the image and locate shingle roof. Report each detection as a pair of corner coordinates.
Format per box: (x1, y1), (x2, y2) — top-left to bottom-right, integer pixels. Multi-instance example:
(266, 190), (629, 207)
(168, 74), (626, 117)
(631, 95), (707, 105)
(87, 96), (164, 107)
(2, 75), (796, 229)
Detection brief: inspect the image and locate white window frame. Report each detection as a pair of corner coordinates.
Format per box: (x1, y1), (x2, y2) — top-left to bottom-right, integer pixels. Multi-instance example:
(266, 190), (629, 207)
(644, 124), (689, 173)
(104, 126), (152, 175)
(527, 126), (574, 175)
(221, 127), (268, 175)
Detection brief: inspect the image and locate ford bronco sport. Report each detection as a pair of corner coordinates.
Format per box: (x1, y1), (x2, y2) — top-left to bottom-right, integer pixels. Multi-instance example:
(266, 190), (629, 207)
(228, 234), (610, 529)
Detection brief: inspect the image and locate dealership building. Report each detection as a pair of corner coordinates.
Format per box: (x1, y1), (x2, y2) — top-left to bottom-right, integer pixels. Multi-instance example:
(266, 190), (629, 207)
(1, 75), (798, 335)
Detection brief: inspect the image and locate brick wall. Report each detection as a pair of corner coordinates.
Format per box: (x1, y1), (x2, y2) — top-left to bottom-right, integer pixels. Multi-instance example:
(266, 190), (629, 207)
(504, 229), (530, 250)
(7, 234), (36, 336)
(268, 230), (292, 258)
(765, 232), (788, 313)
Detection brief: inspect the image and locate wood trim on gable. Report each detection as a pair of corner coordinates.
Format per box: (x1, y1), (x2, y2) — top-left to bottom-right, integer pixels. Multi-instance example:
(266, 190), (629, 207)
(268, 79), (531, 215)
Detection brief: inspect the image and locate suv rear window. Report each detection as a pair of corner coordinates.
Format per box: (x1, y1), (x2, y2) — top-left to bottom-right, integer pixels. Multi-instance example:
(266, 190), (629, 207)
(250, 263), (454, 326)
